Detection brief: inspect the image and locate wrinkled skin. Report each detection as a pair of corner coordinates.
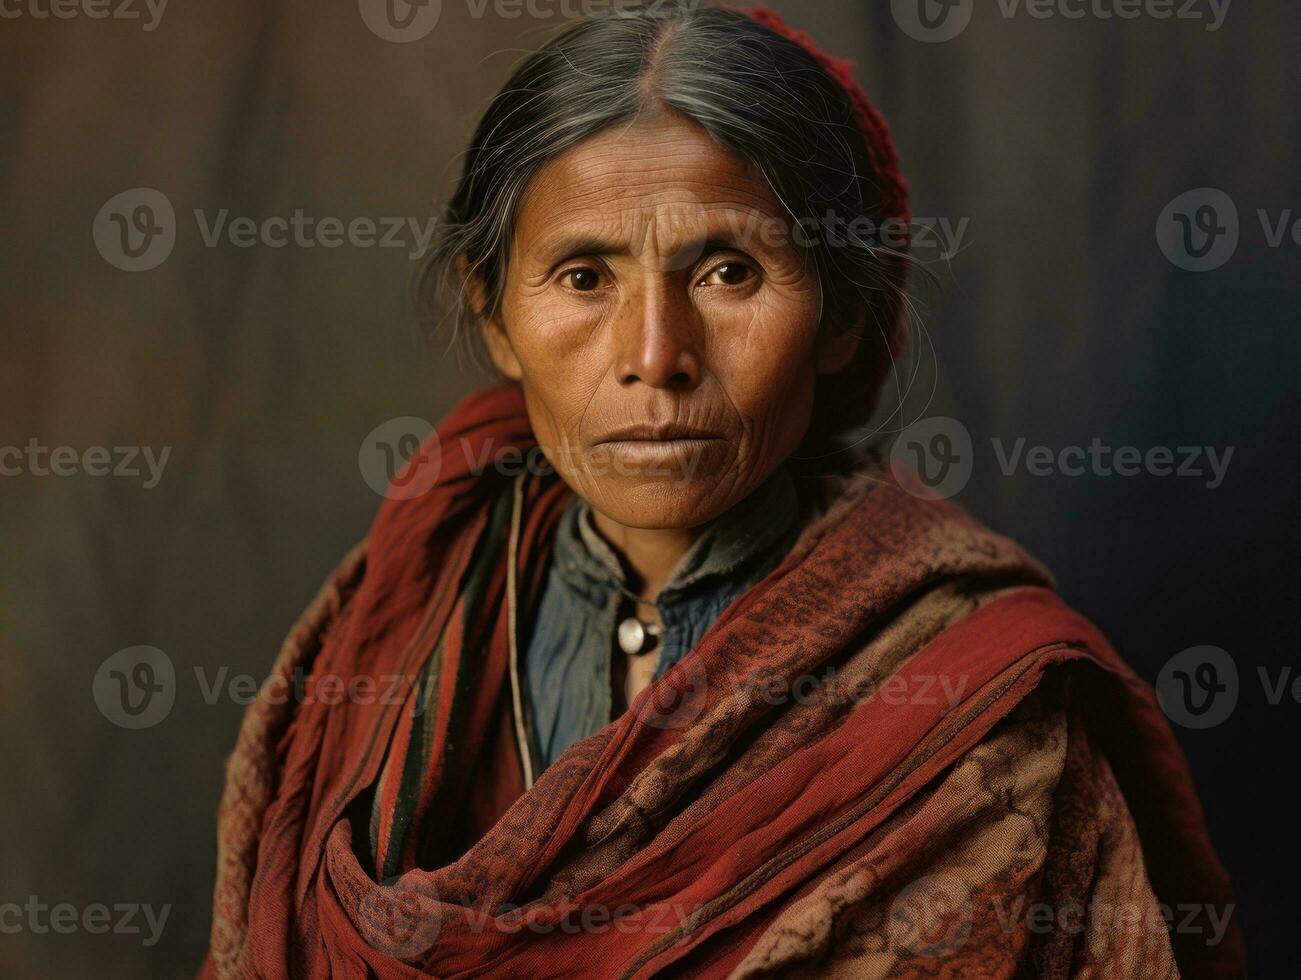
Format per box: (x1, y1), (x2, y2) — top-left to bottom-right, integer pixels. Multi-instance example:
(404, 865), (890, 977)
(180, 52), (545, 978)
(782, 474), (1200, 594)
(476, 110), (857, 594)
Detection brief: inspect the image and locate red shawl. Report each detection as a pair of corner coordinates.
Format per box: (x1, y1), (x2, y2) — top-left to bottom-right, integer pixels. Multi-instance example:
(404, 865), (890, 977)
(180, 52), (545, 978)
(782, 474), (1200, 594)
(202, 384), (1243, 978)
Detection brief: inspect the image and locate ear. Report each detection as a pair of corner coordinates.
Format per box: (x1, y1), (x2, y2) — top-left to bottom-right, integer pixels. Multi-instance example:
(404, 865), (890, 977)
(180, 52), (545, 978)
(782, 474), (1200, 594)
(457, 255), (522, 381)
(815, 309), (864, 376)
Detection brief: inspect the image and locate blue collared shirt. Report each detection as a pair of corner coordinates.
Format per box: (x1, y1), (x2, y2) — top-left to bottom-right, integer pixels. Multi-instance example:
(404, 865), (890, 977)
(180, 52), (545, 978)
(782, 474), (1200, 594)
(524, 469), (801, 769)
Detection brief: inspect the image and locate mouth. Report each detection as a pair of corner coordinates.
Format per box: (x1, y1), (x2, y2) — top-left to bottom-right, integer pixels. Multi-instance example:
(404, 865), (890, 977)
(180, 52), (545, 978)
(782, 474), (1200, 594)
(593, 424), (725, 446)
(588, 425), (727, 472)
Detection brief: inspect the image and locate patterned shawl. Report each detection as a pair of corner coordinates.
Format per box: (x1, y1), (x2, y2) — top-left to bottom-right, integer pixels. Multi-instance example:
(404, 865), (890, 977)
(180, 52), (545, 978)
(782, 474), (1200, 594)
(201, 384), (1244, 978)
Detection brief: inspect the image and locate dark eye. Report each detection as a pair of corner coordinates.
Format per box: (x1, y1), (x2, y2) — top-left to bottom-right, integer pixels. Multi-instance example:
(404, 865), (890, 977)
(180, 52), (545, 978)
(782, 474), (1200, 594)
(563, 267), (602, 292)
(702, 261), (755, 287)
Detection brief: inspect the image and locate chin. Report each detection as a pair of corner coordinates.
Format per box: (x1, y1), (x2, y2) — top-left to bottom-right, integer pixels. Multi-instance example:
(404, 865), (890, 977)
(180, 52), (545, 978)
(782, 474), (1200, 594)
(558, 440), (746, 528)
(581, 475), (740, 531)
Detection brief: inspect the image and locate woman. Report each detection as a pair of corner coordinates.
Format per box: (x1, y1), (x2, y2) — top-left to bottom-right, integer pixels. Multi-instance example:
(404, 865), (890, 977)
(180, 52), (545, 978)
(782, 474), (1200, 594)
(202, 4), (1242, 977)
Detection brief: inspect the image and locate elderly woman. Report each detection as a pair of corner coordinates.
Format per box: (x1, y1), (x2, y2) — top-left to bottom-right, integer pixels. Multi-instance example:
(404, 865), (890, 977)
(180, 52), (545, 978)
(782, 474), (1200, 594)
(202, 4), (1242, 978)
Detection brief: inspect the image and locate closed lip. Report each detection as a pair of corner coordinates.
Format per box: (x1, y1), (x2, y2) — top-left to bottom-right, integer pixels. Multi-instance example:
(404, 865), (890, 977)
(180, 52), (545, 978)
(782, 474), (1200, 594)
(593, 424), (724, 445)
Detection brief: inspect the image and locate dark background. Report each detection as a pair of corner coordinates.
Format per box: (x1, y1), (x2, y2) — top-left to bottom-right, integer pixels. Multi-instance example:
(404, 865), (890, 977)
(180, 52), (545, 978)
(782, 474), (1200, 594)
(2, 1), (1296, 975)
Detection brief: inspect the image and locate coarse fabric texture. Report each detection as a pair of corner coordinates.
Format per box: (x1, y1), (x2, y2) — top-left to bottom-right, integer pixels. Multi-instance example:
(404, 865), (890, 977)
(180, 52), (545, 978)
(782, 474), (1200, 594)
(200, 384), (1243, 979)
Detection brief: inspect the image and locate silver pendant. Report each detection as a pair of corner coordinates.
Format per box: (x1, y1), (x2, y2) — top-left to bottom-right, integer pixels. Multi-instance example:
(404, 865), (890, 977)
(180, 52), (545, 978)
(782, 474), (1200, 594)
(617, 617), (661, 656)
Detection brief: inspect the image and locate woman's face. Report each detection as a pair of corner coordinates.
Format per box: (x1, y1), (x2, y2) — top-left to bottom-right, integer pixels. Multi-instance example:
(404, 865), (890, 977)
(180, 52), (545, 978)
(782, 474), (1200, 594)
(480, 112), (856, 530)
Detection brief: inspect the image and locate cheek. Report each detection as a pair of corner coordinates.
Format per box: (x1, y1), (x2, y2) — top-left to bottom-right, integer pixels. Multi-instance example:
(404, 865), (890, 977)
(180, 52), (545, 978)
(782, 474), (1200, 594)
(501, 281), (600, 365)
(500, 291), (607, 435)
(701, 288), (822, 433)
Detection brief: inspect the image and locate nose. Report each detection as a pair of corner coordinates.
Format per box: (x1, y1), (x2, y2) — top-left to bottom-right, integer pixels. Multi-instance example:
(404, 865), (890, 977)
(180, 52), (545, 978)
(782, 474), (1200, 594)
(614, 280), (703, 390)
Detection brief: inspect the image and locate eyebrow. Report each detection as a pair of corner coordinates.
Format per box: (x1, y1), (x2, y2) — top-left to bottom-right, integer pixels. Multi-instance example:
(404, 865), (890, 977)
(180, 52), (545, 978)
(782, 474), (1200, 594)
(531, 232), (755, 269)
(534, 234), (632, 266)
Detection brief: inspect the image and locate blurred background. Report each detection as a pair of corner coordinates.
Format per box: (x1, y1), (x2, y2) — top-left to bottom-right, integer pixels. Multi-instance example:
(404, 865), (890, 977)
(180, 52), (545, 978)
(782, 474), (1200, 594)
(2, 0), (1297, 975)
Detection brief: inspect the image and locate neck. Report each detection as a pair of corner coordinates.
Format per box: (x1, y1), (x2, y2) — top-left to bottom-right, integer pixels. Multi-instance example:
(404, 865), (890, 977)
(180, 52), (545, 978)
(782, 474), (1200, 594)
(588, 514), (703, 603)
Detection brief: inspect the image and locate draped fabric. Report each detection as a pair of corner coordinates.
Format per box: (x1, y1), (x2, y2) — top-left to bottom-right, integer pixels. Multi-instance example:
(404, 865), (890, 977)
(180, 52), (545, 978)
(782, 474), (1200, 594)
(201, 384), (1243, 979)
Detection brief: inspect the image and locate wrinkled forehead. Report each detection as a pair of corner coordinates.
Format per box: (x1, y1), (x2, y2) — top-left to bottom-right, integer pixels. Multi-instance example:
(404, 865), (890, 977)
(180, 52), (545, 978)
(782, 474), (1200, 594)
(511, 115), (793, 264)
